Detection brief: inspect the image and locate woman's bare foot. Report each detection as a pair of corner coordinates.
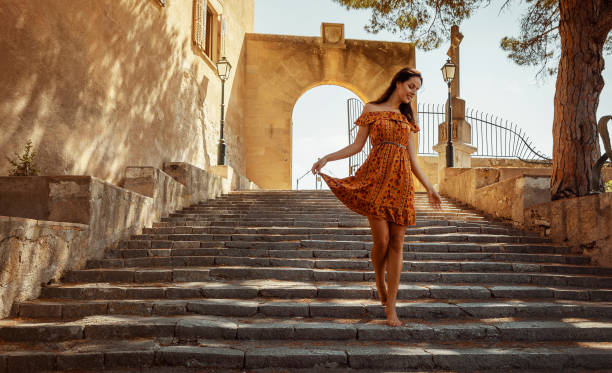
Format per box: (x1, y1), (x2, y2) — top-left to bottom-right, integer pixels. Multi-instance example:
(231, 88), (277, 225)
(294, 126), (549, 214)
(385, 306), (402, 327)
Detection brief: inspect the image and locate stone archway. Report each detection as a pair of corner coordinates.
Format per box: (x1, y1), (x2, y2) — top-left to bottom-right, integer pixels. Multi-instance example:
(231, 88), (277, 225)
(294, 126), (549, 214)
(244, 23), (416, 189)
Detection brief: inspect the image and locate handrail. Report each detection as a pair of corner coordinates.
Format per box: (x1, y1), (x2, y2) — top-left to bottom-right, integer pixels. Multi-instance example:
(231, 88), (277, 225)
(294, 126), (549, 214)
(295, 167), (324, 190)
(466, 108), (551, 162)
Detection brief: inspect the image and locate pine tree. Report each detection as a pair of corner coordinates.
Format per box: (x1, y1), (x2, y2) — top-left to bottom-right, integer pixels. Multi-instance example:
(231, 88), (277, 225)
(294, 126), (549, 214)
(333, 0), (612, 199)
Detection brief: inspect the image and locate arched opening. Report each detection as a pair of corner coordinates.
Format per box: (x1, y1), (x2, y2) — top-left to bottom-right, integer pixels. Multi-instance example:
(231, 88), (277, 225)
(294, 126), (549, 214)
(291, 84), (364, 190)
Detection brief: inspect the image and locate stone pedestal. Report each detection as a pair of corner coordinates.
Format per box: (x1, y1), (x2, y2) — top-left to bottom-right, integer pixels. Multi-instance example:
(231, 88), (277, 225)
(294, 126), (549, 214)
(433, 142), (476, 170)
(434, 97), (477, 186)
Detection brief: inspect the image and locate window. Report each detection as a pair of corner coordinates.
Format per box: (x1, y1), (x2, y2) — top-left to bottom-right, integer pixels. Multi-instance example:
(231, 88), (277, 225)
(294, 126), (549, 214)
(194, 0), (221, 63)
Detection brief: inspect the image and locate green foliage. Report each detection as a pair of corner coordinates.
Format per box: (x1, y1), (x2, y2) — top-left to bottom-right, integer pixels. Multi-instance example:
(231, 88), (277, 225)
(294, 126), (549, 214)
(7, 139), (38, 176)
(332, 0), (612, 79)
(606, 179), (612, 193)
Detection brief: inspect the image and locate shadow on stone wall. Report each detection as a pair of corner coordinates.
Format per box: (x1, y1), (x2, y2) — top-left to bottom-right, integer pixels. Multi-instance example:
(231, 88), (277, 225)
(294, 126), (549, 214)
(0, 0), (212, 184)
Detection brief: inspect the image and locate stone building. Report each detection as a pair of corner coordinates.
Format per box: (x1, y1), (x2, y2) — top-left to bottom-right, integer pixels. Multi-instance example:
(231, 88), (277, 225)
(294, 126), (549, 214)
(1, 0), (416, 190)
(1, 0), (254, 185)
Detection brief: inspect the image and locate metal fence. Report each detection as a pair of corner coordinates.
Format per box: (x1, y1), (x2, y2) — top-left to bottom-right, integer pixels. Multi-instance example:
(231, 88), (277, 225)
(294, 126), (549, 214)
(417, 103), (443, 155)
(466, 108), (551, 162)
(346, 98), (552, 175)
(347, 98), (370, 176)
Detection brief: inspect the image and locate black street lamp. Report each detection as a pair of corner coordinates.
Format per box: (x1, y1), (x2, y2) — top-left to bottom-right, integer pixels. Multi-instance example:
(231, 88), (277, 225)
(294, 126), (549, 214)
(216, 56), (232, 165)
(441, 58), (456, 167)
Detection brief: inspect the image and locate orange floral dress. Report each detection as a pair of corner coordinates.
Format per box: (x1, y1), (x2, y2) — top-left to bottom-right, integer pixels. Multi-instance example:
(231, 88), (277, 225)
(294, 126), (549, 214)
(320, 111), (419, 226)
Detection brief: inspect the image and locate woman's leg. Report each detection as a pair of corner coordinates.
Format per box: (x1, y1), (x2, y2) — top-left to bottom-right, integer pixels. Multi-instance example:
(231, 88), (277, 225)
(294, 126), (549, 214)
(367, 216), (390, 306)
(385, 222), (407, 327)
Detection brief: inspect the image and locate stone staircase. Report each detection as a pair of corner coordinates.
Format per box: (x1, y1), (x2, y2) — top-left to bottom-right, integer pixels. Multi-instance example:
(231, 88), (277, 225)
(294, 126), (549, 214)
(1, 190), (612, 372)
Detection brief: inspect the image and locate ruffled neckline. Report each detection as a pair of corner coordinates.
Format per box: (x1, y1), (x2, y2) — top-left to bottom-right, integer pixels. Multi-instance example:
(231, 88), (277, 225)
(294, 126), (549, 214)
(355, 110), (419, 132)
(360, 110), (409, 122)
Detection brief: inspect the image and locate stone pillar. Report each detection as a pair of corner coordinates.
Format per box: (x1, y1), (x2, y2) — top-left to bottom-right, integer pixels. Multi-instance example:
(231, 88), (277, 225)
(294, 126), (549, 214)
(434, 25), (477, 184)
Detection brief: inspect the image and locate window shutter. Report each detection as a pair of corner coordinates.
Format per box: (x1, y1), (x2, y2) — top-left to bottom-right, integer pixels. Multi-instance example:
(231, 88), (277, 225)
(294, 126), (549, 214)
(195, 0), (207, 51)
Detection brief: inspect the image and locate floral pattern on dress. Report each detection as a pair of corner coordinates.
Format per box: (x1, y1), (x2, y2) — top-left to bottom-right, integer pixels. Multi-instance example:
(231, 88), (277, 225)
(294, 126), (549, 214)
(320, 111), (419, 226)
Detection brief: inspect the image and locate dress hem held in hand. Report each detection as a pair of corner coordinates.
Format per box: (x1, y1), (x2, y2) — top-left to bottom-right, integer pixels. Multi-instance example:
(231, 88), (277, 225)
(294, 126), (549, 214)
(320, 110), (419, 226)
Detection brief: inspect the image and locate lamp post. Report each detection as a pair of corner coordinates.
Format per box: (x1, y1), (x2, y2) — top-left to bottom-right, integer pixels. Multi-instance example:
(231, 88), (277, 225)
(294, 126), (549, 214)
(216, 56), (232, 165)
(441, 58), (456, 167)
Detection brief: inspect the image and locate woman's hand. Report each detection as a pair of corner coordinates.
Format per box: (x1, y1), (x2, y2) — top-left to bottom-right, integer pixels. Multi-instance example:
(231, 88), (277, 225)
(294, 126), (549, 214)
(311, 157), (328, 175)
(427, 188), (442, 210)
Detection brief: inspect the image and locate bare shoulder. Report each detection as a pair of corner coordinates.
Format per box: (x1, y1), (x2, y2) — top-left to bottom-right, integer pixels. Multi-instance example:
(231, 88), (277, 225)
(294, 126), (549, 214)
(362, 102), (378, 113)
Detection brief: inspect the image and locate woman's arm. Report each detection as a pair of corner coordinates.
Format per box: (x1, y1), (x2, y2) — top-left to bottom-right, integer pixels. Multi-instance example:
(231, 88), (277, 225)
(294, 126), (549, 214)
(311, 105), (371, 174)
(406, 133), (442, 209)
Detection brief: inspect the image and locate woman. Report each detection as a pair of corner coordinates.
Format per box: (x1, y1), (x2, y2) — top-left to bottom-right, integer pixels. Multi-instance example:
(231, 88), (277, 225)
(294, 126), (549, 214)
(311, 67), (442, 327)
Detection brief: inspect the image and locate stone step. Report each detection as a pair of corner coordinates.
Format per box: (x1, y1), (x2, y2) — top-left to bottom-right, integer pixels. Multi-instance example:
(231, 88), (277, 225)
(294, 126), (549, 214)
(98, 247), (589, 265)
(2, 315), (612, 344)
(133, 226), (539, 240)
(119, 234), (550, 251)
(1, 338), (611, 371)
(112, 241), (572, 256)
(152, 217), (488, 228)
(60, 267), (612, 288)
(302, 235), (560, 250)
(176, 205), (471, 212)
(141, 224), (524, 236)
(12, 297), (612, 320)
(38, 280), (612, 302)
(85, 255), (611, 276)
(152, 217), (495, 228)
(164, 212), (485, 220)
(183, 205), (468, 213)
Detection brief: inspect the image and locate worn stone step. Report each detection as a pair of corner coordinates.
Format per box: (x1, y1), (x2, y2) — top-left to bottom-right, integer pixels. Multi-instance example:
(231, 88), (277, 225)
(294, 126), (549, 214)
(151, 218), (498, 229)
(86, 255), (610, 276)
(97, 247), (589, 266)
(152, 217), (489, 228)
(163, 212), (486, 222)
(2, 314), (612, 344)
(301, 240), (561, 252)
(61, 268), (210, 283)
(12, 298), (612, 320)
(119, 236), (552, 254)
(170, 210), (481, 218)
(206, 267), (612, 288)
(162, 211), (488, 220)
(141, 224), (526, 236)
(58, 266), (612, 288)
(1, 338), (611, 371)
(38, 280), (612, 302)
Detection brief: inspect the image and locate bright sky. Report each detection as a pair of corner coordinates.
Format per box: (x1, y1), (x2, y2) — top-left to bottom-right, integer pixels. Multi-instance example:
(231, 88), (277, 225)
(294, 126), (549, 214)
(253, 0), (612, 189)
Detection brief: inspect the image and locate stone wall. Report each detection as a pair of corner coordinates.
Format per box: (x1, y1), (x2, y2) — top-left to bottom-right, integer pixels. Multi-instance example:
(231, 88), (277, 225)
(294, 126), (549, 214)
(414, 155), (439, 193)
(123, 167), (187, 221)
(0, 0), (254, 183)
(0, 163), (259, 319)
(0, 176), (153, 259)
(439, 168), (551, 223)
(439, 166), (612, 266)
(524, 193), (612, 267)
(163, 162), (223, 207)
(0, 216), (89, 317)
(473, 175), (551, 224)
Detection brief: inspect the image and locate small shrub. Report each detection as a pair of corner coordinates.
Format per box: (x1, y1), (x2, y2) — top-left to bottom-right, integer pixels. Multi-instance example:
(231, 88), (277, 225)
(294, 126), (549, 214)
(7, 139), (38, 176)
(606, 180), (612, 193)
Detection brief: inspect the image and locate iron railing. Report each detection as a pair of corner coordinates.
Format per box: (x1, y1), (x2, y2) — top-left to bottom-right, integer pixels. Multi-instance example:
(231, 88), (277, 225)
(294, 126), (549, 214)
(417, 103), (443, 155)
(466, 108), (551, 162)
(295, 168), (323, 190)
(346, 98), (552, 174)
(347, 98), (369, 176)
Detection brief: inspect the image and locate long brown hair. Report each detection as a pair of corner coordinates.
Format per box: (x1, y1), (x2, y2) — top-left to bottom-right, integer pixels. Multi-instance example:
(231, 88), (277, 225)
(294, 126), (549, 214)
(370, 67), (422, 124)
